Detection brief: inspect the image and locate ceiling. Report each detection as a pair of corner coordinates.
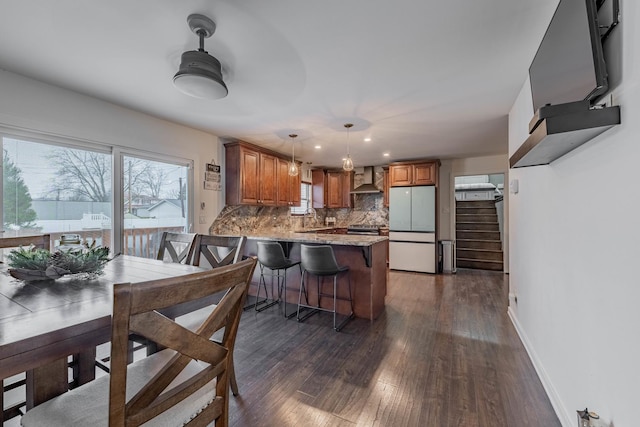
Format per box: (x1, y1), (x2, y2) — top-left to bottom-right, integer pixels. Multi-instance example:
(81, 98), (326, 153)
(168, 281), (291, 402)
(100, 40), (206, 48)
(0, 0), (558, 169)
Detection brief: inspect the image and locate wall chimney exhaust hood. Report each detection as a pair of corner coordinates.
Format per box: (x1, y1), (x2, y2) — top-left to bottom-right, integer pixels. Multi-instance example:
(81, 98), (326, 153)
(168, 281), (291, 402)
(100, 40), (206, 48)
(351, 166), (381, 194)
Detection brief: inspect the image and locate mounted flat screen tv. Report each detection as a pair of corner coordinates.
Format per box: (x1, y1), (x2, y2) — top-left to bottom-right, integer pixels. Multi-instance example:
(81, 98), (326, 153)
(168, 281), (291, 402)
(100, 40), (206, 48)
(529, 0), (608, 113)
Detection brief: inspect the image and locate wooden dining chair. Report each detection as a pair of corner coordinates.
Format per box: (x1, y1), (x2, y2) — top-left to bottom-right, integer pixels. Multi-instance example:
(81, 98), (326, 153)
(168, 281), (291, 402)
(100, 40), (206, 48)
(120, 232), (198, 364)
(156, 232), (197, 264)
(183, 234), (247, 397)
(20, 257), (257, 427)
(189, 235), (246, 269)
(0, 234), (50, 424)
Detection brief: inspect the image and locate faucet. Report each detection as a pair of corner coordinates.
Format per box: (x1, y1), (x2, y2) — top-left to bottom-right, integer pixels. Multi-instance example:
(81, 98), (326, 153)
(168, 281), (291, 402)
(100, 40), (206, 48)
(303, 207), (317, 228)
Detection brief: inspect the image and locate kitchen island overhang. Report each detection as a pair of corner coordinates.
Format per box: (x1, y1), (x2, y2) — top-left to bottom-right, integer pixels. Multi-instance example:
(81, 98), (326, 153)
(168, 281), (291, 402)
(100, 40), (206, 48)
(212, 231), (388, 321)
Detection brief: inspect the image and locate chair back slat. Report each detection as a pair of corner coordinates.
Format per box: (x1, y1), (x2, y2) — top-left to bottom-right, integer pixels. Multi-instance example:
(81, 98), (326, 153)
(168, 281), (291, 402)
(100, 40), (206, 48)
(0, 234), (50, 250)
(108, 257), (257, 426)
(190, 235), (246, 269)
(156, 232), (196, 264)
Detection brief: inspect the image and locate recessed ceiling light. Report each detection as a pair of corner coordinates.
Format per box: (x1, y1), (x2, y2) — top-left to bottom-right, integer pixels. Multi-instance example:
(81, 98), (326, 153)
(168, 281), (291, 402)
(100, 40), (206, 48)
(315, 145), (321, 149)
(383, 152), (390, 157)
(364, 137), (372, 142)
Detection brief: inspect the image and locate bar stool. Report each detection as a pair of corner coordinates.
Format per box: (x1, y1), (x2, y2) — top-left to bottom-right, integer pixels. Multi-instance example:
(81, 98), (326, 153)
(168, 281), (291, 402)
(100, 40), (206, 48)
(297, 244), (354, 331)
(256, 241), (302, 318)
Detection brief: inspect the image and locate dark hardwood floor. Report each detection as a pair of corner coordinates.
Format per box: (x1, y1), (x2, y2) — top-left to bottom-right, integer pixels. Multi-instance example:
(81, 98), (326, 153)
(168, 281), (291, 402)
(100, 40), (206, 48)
(4, 268), (560, 426)
(227, 269), (561, 427)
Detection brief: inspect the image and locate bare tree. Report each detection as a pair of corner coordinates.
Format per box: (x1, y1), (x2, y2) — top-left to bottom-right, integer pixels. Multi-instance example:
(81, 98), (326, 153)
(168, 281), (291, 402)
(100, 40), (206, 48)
(138, 166), (167, 199)
(47, 149), (111, 201)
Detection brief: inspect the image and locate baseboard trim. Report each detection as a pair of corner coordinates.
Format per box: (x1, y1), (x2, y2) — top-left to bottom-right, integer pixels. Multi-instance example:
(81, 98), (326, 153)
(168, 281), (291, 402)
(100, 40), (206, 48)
(507, 307), (573, 427)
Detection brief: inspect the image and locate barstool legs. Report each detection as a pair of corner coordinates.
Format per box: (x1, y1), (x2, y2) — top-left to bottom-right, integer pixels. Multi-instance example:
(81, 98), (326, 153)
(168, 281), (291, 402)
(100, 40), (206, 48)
(297, 270), (354, 332)
(253, 263), (279, 312)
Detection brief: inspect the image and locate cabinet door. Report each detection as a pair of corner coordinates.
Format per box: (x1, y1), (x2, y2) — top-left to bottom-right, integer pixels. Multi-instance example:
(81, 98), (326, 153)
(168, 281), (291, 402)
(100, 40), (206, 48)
(259, 153), (278, 206)
(290, 170), (301, 206)
(312, 169), (325, 209)
(277, 158), (290, 206)
(240, 148), (260, 205)
(341, 171), (353, 208)
(413, 163), (436, 185)
(326, 172), (342, 208)
(389, 165), (412, 186)
(383, 168), (389, 207)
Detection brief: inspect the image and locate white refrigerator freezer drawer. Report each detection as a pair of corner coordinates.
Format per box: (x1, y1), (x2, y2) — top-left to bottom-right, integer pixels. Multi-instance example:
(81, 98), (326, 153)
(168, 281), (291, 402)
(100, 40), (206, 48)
(389, 241), (436, 273)
(389, 232), (435, 243)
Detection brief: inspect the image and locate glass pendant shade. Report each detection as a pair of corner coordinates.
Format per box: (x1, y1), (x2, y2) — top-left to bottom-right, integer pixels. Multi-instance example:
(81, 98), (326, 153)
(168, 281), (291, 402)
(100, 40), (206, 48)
(288, 133), (299, 177)
(342, 155), (354, 172)
(343, 123), (354, 171)
(288, 161), (299, 177)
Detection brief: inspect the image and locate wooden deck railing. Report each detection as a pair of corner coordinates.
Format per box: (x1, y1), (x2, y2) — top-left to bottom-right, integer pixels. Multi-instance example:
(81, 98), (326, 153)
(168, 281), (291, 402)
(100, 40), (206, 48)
(5, 226), (187, 259)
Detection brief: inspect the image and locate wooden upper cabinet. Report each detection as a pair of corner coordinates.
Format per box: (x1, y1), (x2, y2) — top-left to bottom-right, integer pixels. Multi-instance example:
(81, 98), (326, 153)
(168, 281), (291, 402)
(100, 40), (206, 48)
(225, 140), (301, 206)
(389, 161), (439, 187)
(382, 167), (389, 208)
(289, 172), (301, 207)
(259, 153), (278, 206)
(239, 147), (260, 204)
(312, 169), (353, 209)
(389, 164), (413, 186)
(277, 158), (290, 206)
(413, 163), (436, 185)
(277, 158), (302, 207)
(326, 171), (342, 208)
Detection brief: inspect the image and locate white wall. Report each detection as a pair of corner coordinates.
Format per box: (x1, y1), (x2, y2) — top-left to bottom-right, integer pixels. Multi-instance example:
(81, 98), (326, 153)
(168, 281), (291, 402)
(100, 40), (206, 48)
(507, 4), (639, 425)
(0, 70), (225, 234)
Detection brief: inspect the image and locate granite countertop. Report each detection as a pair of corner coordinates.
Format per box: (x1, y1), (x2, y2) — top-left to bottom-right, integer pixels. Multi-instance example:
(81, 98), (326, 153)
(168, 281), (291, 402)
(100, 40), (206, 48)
(213, 230), (388, 247)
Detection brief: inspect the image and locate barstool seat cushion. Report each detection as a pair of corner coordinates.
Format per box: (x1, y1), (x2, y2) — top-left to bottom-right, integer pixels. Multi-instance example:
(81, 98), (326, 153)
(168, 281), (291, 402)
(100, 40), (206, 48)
(300, 245), (347, 275)
(257, 242), (300, 270)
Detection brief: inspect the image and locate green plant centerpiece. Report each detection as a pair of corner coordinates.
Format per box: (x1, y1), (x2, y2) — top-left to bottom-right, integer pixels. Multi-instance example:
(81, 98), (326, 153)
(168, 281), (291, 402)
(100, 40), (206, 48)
(7, 242), (111, 281)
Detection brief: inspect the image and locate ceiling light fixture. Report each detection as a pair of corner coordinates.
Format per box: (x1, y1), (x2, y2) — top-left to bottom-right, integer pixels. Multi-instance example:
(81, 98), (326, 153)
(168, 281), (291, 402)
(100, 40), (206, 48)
(342, 123), (354, 172)
(173, 14), (228, 99)
(288, 134), (299, 177)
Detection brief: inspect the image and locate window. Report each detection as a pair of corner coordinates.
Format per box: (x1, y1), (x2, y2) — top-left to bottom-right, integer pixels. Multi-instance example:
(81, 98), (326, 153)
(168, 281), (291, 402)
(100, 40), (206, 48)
(1, 132), (193, 258)
(290, 182), (311, 215)
(122, 154), (190, 259)
(2, 136), (112, 249)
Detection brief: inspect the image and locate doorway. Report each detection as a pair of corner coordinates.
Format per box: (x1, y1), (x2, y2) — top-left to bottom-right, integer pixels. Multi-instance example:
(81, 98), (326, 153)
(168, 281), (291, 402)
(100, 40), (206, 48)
(454, 174), (504, 271)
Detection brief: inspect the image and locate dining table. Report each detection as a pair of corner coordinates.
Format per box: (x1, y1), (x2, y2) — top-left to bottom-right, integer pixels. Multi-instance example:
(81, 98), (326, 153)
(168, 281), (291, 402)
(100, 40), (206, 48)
(0, 255), (206, 423)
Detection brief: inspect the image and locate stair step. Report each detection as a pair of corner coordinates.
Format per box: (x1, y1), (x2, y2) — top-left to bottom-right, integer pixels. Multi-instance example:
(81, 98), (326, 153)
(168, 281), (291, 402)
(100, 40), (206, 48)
(456, 207), (497, 215)
(456, 230), (501, 241)
(456, 239), (502, 250)
(457, 258), (504, 271)
(455, 222), (499, 231)
(457, 248), (503, 261)
(456, 200), (496, 208)
(456, 214), (498, 223)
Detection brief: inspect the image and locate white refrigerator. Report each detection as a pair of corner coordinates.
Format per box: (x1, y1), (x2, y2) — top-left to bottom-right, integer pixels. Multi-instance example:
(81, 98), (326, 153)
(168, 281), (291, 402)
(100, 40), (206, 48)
(389, 186), (437, 273)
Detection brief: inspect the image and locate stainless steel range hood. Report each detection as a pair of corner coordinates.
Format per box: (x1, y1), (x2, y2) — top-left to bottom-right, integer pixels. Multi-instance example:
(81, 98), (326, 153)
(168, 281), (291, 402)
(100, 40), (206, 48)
(351, 166), (381, 194)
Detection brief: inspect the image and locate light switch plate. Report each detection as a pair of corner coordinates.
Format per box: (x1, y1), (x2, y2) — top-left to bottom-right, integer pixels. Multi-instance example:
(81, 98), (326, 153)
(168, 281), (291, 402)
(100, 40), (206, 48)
(509, 179), (519, 194)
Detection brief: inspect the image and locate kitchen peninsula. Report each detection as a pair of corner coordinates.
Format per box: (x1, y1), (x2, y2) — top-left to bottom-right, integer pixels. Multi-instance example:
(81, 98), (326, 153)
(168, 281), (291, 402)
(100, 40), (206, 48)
(213, 230), (388, 321)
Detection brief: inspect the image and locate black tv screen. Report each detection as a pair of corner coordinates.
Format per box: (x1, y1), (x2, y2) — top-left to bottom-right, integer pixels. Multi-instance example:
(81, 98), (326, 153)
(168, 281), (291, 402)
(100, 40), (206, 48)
(529, 0), (608, 113)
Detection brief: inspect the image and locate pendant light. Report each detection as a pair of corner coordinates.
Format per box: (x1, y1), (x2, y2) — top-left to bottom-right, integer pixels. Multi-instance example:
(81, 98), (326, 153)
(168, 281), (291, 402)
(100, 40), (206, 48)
(342, 123), (354, 171)
(288, 134), (299, 177)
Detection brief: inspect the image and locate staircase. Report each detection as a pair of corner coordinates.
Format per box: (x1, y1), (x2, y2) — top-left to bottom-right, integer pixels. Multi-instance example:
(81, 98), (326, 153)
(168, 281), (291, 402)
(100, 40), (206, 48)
(456, 199), (503, 271)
